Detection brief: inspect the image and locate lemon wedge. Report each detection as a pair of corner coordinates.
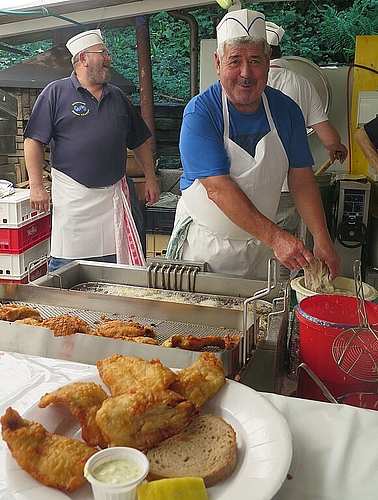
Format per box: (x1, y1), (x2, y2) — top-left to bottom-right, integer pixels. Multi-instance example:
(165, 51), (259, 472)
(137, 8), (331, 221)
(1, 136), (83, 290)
(137, 477), (208, 500)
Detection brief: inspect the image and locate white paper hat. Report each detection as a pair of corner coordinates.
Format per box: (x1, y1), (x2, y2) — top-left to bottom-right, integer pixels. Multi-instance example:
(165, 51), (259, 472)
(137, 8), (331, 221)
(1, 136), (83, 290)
(266, 21), (285, 46)
(216, 9), (266, 47)
(66, 29), (104, 56)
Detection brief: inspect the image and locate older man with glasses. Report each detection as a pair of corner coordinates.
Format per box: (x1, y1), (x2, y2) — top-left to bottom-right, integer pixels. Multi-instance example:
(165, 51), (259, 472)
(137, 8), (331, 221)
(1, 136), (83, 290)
(24, 29), (160, 272)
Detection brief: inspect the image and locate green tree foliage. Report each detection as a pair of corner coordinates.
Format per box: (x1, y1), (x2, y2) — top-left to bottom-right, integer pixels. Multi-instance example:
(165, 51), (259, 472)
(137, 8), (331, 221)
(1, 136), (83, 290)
(107, 0), (378, 102)
(0, 0), (376, 103)
(318, 0), (378, 62)
(0, 40), (51, 68)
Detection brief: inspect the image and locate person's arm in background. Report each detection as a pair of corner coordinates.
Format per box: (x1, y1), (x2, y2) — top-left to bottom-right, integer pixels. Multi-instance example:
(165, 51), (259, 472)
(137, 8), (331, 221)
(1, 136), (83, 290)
(24, 137), (50, 213)
(355, 125), (378, 173)
(288, 165), (340, 279)
(312, 120), (348, 164)
(131, 141), (160, 205)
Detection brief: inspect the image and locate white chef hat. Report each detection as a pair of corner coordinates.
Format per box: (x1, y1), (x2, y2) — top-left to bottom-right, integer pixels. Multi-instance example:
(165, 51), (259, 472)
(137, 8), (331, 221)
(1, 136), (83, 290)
(265, 21), (285, 46)
(66, 29), (104, 57)
(216, 9), (266, 48)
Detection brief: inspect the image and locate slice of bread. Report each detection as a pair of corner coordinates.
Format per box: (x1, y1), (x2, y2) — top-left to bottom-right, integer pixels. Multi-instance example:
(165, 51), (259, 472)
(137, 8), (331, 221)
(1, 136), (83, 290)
(146, 414), (237, 487)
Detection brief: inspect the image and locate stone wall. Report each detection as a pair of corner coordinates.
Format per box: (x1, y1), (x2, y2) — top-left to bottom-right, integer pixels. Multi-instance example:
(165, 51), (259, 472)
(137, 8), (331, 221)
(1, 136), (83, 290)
(4, 88), (41, 185)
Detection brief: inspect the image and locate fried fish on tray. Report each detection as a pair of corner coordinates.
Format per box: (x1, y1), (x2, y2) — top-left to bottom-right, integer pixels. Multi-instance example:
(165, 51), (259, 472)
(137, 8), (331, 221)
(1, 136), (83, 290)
(97, 354), (177, 396)
(14, 317), (43, 326)
(0, 304), (42, 322)
(39, 381), (108, 448)
(113, 335), (159, 345)
(169, 352), (226, 406)
(95, 388), (199, 450)
(162, 333), (241, 351)
(40, 314), (93, 336)
(1, 407), (98, 493)
(94, 319), (156, 338)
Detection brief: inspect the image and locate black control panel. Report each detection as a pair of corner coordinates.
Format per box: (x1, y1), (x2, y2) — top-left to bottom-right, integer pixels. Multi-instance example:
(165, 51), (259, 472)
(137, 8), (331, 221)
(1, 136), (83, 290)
(341, 189), (367, 224)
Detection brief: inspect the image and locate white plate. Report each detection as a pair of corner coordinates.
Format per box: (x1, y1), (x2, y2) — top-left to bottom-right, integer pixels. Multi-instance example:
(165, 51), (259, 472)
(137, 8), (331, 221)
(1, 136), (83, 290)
(4, 376), (292, 500)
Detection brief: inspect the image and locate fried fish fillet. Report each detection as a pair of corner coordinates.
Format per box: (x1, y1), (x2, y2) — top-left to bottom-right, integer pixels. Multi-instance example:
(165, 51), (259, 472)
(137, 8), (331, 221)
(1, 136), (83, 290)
(14, 317), (42, 326)
(38, 381), (108, 448)
(95, 389), (200, 450)
(162, 333), (240, 351)
(94, 319), (156, 338)
(97, 354), (177, 396)
(1, 407), (97, 493)
(0, 304), (42, 322)
(113, 335), (159, 345)
(40, 314), (93, 336)
(169, 352), (226, 406)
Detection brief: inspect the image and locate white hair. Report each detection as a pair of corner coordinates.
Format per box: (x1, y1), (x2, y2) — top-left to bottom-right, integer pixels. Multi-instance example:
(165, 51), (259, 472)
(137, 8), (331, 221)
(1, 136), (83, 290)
(217, 36), (270, 59)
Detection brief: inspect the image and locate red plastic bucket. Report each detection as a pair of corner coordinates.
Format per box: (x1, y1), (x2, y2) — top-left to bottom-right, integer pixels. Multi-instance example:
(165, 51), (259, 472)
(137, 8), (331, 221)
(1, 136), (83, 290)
(296, 294), (378, 402)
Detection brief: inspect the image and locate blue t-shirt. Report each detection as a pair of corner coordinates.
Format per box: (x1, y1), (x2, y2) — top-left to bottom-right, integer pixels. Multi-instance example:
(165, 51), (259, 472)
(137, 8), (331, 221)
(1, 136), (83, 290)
(179, 82), (313, 190)
(24, 72), (151, 188)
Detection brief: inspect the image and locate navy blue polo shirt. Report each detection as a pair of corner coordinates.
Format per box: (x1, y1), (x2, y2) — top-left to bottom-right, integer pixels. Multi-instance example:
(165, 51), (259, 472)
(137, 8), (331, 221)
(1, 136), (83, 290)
(24, 72), (151, 188)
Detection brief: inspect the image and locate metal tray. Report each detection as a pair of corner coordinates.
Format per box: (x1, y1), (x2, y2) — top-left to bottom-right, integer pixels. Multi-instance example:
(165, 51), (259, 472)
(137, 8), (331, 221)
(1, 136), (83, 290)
(0, 260), (288, 387)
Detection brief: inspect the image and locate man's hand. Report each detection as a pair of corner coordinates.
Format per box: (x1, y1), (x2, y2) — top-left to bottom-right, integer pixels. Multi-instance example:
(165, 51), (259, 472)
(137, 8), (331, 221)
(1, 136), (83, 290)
(312, 240), (340, 281)
(270, 230), (314, 272)
(29, 185), (50, 213)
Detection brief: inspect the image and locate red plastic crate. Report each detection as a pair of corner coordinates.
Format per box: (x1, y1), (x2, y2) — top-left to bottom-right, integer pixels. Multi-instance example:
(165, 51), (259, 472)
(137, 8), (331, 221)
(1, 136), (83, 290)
(0, 214), (51, 254)
(0, 239), (50, 278)
(0, 261), (48, 284)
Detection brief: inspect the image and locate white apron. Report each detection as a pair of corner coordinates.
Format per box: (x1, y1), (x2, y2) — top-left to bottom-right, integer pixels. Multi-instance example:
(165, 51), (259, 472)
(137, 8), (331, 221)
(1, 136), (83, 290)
(51, 168), (145, 266)
(178, 90), (289, 279)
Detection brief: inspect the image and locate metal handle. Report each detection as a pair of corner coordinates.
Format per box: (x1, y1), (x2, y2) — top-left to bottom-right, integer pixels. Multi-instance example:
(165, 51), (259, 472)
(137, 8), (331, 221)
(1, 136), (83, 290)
(354, 259), (369, 329)
(297, 362), (338, 404)
(27, 254), (49, 286)
(241, 258), (277, 367)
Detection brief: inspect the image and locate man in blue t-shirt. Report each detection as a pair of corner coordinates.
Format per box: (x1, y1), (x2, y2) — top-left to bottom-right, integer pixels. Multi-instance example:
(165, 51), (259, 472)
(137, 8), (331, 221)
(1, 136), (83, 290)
(24, 29), (160, 272)
(166, 9), (340, 281)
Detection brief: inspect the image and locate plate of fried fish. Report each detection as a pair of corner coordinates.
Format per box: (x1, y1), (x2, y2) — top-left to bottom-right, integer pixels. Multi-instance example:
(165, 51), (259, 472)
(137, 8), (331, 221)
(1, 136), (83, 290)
(2, 353), (292, 500)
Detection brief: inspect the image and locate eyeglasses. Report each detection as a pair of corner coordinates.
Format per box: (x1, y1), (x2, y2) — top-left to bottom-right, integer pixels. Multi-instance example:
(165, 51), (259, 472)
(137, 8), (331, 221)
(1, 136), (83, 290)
(84, 49), (112, 59)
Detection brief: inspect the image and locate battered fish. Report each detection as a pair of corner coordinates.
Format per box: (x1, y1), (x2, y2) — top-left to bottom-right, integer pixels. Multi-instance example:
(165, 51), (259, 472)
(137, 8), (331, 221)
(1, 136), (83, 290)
(94, 319), (156, 338)
(14, 317), (42, 326)
(0, 304), (42, 322)
(39, 381), (108, 448)
(95, 389), (199, 450)
(304, 257), (335, 293)
(97, 354), (177, 396)
(113, 335), (159, 345)
(169, 352), (226, 406)
(40, 314), (93, 336)
(162, 333), (240, 351)
(1, 407), (97, 493)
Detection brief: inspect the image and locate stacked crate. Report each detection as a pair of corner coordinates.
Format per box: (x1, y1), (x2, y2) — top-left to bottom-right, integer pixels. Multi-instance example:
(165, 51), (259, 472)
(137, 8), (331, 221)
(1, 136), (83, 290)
(146, 206), (175, 258)
(0, 189), (50, 283)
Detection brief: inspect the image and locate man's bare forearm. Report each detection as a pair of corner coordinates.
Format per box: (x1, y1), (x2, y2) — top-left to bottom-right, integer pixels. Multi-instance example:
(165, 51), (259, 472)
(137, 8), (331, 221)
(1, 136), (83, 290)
(24, 137), (50, 212)
(24, 137), (45, 187)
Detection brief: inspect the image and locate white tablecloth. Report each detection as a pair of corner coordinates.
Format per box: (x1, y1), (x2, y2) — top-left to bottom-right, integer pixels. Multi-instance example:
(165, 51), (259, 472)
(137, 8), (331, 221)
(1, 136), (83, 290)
(1, 352), (378, 500)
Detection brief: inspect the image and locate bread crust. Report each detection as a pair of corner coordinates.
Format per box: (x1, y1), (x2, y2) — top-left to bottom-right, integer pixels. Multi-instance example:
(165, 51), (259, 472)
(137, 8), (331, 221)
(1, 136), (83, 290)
(146, 414), (237, 487)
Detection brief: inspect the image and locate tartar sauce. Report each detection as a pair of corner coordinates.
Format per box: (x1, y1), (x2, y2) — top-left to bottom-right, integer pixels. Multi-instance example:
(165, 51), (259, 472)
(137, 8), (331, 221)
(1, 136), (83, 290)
(92, 458), (142, 484)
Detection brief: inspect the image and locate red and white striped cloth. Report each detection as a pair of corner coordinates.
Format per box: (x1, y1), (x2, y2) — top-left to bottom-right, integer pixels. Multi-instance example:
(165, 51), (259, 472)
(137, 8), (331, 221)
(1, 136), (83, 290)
(113, 177), (146, 267)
